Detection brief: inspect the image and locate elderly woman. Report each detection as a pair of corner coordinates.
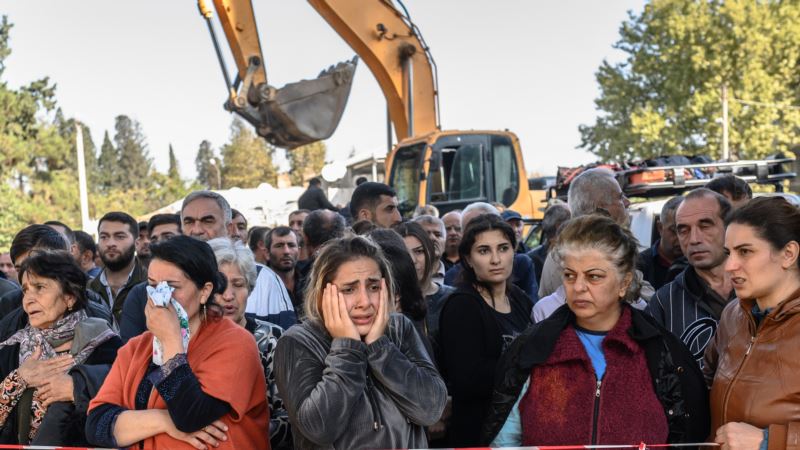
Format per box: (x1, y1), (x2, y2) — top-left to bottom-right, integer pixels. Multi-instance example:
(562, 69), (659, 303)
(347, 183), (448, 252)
(86, 235), (269, 449)
(0, 250), (120, 446)
(207, 237), (289, 449)
(438, 214), (532, 447)
(484, 214), (709, 447)
(274, 234), (447, 449)
(704, 197), (800, 450)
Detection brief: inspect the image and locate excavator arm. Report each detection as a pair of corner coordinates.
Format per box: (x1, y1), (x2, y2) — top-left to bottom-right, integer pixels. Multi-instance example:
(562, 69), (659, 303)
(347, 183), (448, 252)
(308, 0), (440, 140)
(198, 0), (358, 149)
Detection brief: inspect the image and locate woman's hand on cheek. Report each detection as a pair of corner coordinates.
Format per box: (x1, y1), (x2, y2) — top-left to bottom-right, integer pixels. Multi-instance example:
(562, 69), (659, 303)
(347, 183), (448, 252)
(322, 284), (360, 341)
(364, 279), (389, 345)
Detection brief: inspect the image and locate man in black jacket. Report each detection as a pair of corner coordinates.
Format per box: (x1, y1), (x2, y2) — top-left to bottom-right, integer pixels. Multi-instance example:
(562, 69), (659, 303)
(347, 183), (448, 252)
(297, 178), (338, 212)
(646, 189), (735, 365)
(637, 196), (684, 291)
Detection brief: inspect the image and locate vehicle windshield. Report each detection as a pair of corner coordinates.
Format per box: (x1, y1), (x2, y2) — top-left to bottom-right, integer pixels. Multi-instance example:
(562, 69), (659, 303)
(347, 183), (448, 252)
(390, 143), (424, 216)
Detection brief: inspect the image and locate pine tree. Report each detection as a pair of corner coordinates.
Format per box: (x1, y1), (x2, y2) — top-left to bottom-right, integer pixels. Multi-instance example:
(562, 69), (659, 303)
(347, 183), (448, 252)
(96, 130), (118, 191)
(168, 144), (180, 180)
(194, 140), (216, 188)
(114, 115), (152, 190)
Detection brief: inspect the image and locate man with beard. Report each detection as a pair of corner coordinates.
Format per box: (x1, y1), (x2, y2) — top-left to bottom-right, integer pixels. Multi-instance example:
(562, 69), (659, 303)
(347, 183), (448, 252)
(637, 196), (685, 290)
(266, 227), (301, 309)
(89, 211), (147, 321)
(646, 188), (735, 365)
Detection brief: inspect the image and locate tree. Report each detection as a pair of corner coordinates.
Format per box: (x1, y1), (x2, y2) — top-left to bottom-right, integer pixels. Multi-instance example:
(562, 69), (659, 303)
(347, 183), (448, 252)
(96, 130), (119, 191)
(114, 115), (152, 189)
(578, 0), (800, 162)
(287, 141), (327, 186)
(220, 119), (278, 188)
(194, 140), (216, 188)
(168, 144), (180, 180)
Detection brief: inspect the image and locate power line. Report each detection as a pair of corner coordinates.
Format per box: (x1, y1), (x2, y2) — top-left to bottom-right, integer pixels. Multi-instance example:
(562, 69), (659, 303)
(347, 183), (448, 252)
(731, 97), (800, 111)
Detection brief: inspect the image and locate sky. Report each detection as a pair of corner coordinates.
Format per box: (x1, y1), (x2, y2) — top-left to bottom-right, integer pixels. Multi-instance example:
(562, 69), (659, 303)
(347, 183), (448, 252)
(0, 0), (645, 179)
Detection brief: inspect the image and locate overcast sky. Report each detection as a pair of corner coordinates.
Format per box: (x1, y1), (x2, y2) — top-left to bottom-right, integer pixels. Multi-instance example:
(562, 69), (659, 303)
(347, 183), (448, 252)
(0, 0), (644, 179)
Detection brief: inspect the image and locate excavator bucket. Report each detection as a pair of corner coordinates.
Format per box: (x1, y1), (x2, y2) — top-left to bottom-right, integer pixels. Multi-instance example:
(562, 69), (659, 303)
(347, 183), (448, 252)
(246, 57), (358, 149)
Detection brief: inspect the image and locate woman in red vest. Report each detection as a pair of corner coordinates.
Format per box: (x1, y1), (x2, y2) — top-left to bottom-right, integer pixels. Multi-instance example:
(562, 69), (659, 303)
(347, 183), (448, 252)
(483, 214), (709, 447)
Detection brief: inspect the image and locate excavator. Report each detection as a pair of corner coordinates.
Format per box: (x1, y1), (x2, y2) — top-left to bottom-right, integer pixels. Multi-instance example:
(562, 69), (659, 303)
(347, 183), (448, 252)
(197, 0), (545, 219)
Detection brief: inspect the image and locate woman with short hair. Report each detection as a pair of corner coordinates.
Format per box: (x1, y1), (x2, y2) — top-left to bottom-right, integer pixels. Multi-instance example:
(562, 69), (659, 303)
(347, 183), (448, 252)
(208, 237), (290, 449)
(0, 250), (120, 446)
(484, 214), (709, 447)
(274, 234), (446, 449)
(705, 197), (800, 450)
(86, 235), (269, 449)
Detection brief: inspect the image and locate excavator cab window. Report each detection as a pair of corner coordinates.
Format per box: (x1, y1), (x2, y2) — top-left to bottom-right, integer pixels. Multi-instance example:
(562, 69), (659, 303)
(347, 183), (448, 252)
(389, 143), (425, 215)
(491, 136), (519, 206)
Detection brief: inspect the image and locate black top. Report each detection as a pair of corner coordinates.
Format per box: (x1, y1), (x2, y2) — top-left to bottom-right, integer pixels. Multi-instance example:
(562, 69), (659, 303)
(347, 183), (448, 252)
(437, 283), (532, 448)
(297, 185), (337, 212)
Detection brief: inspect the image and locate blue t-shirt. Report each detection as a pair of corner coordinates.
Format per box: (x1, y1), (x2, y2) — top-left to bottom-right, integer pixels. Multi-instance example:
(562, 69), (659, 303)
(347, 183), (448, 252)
(574, 326), (607, 379)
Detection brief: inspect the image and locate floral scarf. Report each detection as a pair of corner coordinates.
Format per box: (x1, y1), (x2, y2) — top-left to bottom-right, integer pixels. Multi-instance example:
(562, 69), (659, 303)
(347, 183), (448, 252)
(0, 308), (116, 442)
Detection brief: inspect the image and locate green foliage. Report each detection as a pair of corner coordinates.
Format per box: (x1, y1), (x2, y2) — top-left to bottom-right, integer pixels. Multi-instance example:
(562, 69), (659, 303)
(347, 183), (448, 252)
(0, 16), (195, 247)
(579, 0), (800, 161)
(168, 144), (180, 180)
(220, 119), (278, 188)
(114, 115), (153, 189)
(287, 141), (327, 186)
(194, 140), (216, 188)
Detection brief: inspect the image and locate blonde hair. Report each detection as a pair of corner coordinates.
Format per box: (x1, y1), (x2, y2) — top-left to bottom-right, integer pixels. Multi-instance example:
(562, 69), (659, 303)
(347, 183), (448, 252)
(553, 214), (641, 303)
(304, 234), (396, 324)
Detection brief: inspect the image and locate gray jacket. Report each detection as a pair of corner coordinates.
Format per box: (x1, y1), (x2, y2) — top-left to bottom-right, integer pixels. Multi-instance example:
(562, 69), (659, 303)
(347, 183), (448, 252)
(274, 313), (447, 450)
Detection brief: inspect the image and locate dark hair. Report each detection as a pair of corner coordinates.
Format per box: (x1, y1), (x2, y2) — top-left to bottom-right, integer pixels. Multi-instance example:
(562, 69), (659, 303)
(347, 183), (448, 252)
(355, 176), (368, 186)
(73, 231), (97, 258)
(308, 177), (321, 187)
(98, 211), (139, 237)
(148, 214), (182, 235)
(368, 229), (427, 321)
(554, 214), (641, 303)
(541, 203), (572, 242)
(247, 226), (270, 252)
(350, 182), (396, 218)
(231, 208), (244, 220)
(265, 226), (296, 249)
(303, 210), (346, 248)
(137, 221), (148, 233)
(727, 196), (800, 269)
(393, 221), (435, 287)
(660, 195), (684, 222)
(44, 221), (75, 244)
(707, 175), (752, 201)
(457, 214), (517, 305)
(684, 188), (732, 222)
(10, 225), (69, 264)
(19, 250), (88, 311)
(149, 235), (225, 320)
(351, 219), (377, 235)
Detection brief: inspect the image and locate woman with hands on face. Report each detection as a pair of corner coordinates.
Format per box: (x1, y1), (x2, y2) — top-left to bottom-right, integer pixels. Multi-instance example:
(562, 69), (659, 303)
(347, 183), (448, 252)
(0, 250), (120, 446)
(274, 234), (447, 450)
(86, 236), (269, 450)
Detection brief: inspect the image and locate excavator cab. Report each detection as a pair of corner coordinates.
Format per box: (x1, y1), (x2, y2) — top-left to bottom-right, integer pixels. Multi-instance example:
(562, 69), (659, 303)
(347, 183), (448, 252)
(198, 0), (357, 149)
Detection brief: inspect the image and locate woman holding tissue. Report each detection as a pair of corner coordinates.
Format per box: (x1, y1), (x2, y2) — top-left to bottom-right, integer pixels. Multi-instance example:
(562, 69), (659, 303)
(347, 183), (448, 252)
(274, 234), (447, 450)
(86, 235), (269, 450)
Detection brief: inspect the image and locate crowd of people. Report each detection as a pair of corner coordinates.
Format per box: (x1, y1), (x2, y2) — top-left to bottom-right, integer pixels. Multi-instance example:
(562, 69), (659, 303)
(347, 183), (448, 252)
(0, 172), (797, 450)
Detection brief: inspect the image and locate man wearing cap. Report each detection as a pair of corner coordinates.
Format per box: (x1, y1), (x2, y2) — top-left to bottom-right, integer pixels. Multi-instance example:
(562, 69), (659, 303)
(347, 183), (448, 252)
(502, 210), (529, 253)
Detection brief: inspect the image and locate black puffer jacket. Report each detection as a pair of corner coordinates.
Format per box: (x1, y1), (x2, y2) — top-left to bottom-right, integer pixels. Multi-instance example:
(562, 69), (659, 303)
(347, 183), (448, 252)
(482, 304), (709, 445)
(0, 304), (121, 446)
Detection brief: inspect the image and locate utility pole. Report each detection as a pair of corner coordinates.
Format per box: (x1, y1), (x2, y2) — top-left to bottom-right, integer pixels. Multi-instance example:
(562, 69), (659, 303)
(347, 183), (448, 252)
(75, 124), (91, 232)
(209, 158), (221, 189)
(721, 83), (730, 160)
